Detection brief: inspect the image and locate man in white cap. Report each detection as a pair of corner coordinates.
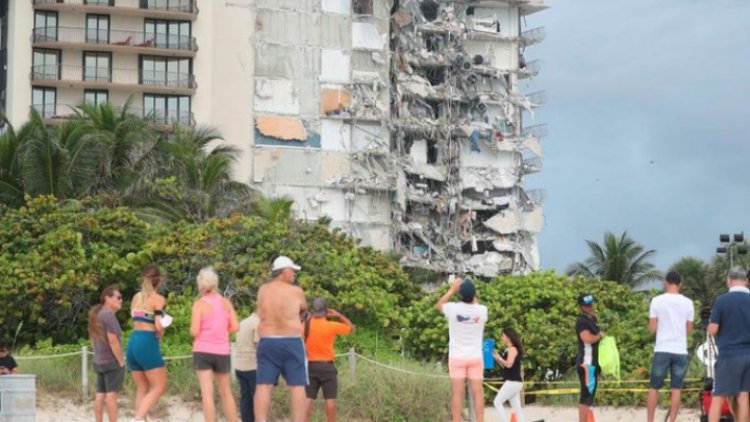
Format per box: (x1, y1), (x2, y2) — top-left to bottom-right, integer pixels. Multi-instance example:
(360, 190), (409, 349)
(254, 256), (308, 422)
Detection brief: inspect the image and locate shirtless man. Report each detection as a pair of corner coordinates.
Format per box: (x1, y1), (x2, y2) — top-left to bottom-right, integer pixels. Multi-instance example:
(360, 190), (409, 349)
(255, 256), (308, 422)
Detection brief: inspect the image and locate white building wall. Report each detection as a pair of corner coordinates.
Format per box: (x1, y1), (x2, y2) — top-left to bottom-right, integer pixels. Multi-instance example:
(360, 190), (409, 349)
(6, 0), (33, 126)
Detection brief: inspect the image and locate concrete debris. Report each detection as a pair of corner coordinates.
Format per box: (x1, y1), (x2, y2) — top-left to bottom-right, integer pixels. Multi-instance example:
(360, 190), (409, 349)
(256, 115), (308, 141)
(250, 0), (546, 277)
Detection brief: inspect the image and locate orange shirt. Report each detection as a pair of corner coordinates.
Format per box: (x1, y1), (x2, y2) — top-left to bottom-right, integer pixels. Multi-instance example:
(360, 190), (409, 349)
(304, 317), (353, 361)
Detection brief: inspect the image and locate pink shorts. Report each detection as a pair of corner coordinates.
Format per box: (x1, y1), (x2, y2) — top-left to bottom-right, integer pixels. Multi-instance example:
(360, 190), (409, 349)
(448, 358), (484, 380)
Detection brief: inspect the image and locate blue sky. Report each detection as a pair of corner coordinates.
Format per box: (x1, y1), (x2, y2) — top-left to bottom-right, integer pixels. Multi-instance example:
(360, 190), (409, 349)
(523, 0), (750, 272)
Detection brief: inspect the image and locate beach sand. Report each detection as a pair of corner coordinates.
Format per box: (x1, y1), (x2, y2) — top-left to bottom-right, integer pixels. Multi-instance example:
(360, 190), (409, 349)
(36, 396), (704, 422)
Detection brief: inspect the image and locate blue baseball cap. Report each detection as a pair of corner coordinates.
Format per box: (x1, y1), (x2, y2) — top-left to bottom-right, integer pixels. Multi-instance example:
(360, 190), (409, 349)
(459, 280), (476, 302)
(578, 293), (595, 306)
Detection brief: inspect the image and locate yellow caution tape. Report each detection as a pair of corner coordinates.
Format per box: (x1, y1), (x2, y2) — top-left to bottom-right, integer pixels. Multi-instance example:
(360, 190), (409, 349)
(484, 383), (701, 395)
(484, 377), (702, 386)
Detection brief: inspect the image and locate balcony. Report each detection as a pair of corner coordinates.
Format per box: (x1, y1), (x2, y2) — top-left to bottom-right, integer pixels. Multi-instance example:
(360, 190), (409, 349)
(518, 59), (540, 79)
(32, 27), (197, 57)
(32, 0), (198, 21)
(31, 64), (197, 95)
(521, 27), (546, 47)
(522, 157), (543, 174)
(522, 123), (548, 139)
(32, 103), (195, 128)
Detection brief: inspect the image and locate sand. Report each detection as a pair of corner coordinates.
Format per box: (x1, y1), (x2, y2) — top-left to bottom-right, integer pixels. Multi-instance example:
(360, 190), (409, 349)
(36, 396), (704, 422)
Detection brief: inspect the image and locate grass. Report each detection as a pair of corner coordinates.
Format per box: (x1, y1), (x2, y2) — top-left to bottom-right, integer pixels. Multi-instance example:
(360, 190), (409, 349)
(17, 351), (451, 422)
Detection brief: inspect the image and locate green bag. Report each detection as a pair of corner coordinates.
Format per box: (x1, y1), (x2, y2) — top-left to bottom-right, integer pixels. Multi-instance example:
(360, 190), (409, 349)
(598, 336), (620, 380)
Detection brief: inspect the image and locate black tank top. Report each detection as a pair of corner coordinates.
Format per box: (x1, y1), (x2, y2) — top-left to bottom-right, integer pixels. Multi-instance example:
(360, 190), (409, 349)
(503, 348), (523, 382)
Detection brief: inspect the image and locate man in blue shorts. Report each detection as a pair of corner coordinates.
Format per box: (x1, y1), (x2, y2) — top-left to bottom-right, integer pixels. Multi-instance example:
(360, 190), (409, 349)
(708, 266), (750, 422)
(255, 256), (308, 422)
(646, 271), (694, 422)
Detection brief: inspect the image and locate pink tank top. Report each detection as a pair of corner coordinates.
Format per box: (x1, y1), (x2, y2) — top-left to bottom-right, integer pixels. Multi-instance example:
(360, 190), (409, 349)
(192, 293), (231, 355)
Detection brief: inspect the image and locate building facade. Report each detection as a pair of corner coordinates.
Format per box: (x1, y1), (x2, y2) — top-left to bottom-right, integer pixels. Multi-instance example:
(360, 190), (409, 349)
(1, 0), (546, 276)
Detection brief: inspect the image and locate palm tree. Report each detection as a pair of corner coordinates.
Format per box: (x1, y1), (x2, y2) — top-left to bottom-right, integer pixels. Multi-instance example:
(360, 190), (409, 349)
(0, 116), (33, 207)
(567, 231), (661, 287)
(249, 194), (295, 223)
(71, 100), (158, 196)
(669, 257), (720, 306)
(140, 124), (251, 222)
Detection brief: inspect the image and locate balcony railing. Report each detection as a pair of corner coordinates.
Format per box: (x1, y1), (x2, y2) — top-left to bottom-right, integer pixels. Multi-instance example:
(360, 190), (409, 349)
(33, 0), (198, 15)
(521, 27), (546, 47)
(32, 103), (195, 127)
(525, 90), (547, 107)
(522, 157), (543, 174)
(32, 27), (198, 52)
(31, 64), (197, 90)
(518, 59), (540, 79)
(522, 123), (548, 139)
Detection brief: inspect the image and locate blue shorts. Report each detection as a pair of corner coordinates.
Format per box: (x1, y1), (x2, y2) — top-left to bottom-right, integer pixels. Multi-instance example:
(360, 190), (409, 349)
(649, 352), (688, 389)
(714, 353), (750, 396)
(257, 337), (308, 386)
(126, 330), (165, 371)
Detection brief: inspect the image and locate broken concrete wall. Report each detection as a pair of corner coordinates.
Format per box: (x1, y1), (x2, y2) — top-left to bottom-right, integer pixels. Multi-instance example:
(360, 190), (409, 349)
(250, 0), (394, 252)
(390, 0), (548, 276)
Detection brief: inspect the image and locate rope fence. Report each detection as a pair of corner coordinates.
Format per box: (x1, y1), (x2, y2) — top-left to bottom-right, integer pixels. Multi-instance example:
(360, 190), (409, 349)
(15, 346), (706, 399)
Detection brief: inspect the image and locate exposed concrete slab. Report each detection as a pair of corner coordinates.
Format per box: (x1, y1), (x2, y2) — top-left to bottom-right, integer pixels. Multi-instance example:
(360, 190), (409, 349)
(255, 78), (300, 114)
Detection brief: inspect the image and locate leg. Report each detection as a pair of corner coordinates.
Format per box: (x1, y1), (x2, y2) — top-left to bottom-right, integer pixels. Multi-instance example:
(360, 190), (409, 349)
(236, 370), (255, 422)
(646, 389), (659, 422)
(130, 371), (149, 418)
(668, 389), (682, 422)
(324, 399), (336, 422)
(105, 392), (119, 422)
(134, 367), (167, 420)
(492, 389), (508, 422)
(469, 379), (485, 422)
(290, 385), (307, 422)
(304, 399), (314, 422)
(450, 378), (465, 422)
(578, 404), (590, 422)
(254, 384), (273, 421)
(708, 395), (726, 422)
(196, 370), (216, 422)
(94, 392), (105, 422)
(507, 386), (526, 422)
(737, 392), (749, 422)
(216, 372), (238, 422)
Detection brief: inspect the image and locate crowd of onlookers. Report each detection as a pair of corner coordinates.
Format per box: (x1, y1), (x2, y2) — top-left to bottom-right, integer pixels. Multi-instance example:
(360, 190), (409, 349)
(3, 259), (750, 422)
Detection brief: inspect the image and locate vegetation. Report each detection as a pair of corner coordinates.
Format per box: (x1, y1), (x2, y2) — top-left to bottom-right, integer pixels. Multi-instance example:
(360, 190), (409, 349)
(567, 231), (661, 287)
(0, 103), (250, 222)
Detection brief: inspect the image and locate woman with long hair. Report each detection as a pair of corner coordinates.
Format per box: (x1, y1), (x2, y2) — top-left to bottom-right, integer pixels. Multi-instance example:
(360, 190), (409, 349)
(492, 327), (526, 422)
(125, 265), (168, 422)
(190, 267), (239, 422)
(88, 285), (125, 422)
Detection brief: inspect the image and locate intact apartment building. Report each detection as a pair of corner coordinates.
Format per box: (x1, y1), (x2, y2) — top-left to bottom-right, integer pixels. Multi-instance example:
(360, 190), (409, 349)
(0, 0), (547, 277)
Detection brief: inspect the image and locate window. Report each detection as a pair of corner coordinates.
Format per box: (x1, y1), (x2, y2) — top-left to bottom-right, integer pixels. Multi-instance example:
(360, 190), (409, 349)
(84, 0), (115, 5)
(32, 87), (57, 118)
(140, 56), (191, 88)
(34, 11), (58, 42)
(32, 48), (60, 80)
(86, 15), (109, 44)
(83, 52), (111, 82)
(140, 0), (194, 13)
(143, 94), (191, 125)
(84, 90), (108, 107)
(144, 19), (191, 50)
(353, 0), (373, 14)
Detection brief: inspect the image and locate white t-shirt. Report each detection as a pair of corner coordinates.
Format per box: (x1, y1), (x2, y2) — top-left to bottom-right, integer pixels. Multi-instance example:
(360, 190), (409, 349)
(442, 302), (488, 359)
(649, 293), (694, 355)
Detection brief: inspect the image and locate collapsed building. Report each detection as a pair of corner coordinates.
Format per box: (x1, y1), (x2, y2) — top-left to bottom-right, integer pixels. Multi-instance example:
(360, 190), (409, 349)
(251, 0), (547, 277)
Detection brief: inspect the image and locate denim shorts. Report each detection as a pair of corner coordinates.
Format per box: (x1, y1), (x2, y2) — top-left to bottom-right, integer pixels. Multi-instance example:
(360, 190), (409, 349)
(649, 352), (688, 389)
(713, 353), (750, 396)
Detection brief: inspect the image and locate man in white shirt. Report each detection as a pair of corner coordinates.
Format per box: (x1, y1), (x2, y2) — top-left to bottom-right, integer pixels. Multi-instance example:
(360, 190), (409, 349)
(436, 277), (488, 422)
(646, 271), (695, 422)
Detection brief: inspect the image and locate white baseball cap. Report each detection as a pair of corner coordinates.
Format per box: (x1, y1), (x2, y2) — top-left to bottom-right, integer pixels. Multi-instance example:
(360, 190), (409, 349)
(271, 256), (301, 272)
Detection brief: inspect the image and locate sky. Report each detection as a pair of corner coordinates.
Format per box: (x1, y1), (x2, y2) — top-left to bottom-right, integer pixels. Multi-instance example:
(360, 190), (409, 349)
(522, 0), (750, 272)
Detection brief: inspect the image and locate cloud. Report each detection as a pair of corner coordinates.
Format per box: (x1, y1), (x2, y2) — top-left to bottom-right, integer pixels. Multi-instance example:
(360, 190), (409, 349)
(524, 0), (750, 271)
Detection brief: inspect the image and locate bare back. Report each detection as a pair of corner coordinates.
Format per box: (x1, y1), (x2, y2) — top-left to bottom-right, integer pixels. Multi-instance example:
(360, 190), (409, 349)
(257, 280), (306, 337)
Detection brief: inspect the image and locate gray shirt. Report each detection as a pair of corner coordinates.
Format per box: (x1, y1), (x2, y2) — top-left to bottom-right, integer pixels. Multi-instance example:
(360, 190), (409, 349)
(93, 308), (122, 365)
